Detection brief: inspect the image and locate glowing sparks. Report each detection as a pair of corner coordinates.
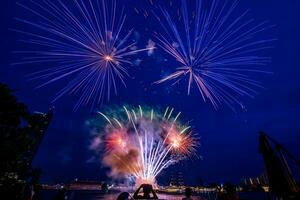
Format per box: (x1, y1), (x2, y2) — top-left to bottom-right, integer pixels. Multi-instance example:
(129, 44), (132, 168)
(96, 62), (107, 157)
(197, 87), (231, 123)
(93, 106), (199, 185)
(104, 55), (114, 62)
(154, 0), (274, 111)
(146, 39), (156, 56)
(14, 0), (151, 110)
(171, 137), (181, 148)
(106, 130), (128, 151)
(166, 129), (197, 156)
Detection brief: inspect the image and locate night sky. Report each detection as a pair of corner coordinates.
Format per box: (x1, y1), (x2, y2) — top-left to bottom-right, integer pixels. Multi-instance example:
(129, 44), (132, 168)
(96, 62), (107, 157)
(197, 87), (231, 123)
(1, 0), (300, 185)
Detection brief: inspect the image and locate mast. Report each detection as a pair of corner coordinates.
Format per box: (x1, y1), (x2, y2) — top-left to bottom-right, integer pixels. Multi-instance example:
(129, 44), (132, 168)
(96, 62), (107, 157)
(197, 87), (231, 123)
(259, 131), (299, 199)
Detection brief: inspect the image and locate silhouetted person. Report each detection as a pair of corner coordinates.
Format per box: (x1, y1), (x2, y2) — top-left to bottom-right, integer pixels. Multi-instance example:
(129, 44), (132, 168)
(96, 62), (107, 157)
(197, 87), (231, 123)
(53, 188), (67, 200)
(23, 184), (34, 200)
(32, 185), (42, 200)
(133, 184), (158, 199)
(182, 187), (193, 200)
(217, 183), (239, 200)
(116, 192), (131, 200)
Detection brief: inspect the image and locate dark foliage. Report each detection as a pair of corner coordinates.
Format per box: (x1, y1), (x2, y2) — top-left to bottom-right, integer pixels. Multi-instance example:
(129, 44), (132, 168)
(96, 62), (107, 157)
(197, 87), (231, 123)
(0, 83), (53, 200)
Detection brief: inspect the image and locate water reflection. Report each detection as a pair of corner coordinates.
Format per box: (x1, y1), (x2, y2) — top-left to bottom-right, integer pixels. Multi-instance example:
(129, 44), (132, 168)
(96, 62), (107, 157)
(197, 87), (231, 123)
(43, 190), (268, 200)
(65, 191), (209, 200)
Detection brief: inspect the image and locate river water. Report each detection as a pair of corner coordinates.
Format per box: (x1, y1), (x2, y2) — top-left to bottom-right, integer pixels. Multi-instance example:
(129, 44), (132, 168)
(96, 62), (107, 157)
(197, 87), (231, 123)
(41, 190), (270, 200)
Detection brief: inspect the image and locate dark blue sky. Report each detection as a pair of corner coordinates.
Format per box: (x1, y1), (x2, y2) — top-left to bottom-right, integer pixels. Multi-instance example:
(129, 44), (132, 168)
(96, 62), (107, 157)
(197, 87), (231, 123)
(1, 0), (300, 185)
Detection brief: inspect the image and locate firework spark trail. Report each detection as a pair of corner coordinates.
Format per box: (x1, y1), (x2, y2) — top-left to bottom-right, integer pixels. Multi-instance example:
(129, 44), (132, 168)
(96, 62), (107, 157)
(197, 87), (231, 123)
(13, 0), (153, 110)
(154, 0), (274, 111)
(95, 106), (198, 185)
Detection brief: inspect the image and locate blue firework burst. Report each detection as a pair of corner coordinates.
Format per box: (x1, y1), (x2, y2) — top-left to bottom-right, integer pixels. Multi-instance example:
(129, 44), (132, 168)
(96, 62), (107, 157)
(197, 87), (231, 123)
(154, 0), (274, 111)
(13, 0), (152, 110)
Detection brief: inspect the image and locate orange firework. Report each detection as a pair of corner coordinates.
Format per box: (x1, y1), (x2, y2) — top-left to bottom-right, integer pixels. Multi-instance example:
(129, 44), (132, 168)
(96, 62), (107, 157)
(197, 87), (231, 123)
(96, 106), (199, 185)
(165, 127), (198, 157)
(106, 129), (128, 151)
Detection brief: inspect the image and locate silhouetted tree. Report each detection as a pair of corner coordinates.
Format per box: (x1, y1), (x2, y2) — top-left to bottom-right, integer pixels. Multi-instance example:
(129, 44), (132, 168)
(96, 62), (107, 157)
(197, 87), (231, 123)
(0, 83), (53, 200)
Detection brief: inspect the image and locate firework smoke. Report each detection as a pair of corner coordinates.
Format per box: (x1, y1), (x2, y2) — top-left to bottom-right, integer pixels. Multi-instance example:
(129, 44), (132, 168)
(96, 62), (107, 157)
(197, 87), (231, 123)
(91, 106), (198, 185)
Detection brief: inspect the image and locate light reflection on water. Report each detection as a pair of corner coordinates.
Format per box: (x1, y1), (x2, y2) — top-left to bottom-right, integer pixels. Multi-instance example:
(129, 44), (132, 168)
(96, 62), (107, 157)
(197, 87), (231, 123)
(43, 190), (269, 200)
(66, 191), (212, 200)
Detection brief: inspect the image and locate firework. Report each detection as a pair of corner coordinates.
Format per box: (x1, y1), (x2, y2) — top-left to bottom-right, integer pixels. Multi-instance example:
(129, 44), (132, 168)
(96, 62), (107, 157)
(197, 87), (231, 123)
(154, 0), (274, 111)
(13, 0), (152, 110)
(95, 106), (198, 185)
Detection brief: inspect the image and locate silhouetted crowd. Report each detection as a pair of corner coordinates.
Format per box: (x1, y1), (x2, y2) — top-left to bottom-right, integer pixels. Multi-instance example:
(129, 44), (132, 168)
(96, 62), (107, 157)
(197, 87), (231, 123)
(115, 183), (240, 200)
